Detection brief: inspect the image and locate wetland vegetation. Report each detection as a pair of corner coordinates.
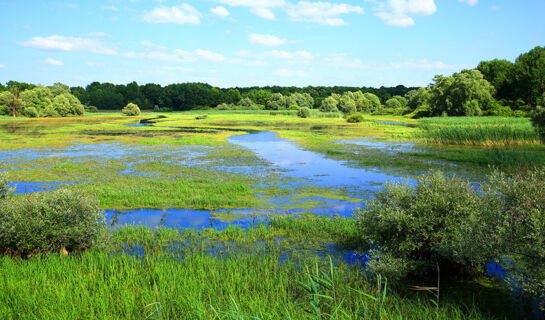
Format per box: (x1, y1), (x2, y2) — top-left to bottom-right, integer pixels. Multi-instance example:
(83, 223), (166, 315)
(1, 47), (545, 319)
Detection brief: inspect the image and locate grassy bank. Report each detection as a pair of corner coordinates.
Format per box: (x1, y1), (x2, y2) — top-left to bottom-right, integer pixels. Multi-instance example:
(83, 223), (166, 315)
(0, 222), (522, 320)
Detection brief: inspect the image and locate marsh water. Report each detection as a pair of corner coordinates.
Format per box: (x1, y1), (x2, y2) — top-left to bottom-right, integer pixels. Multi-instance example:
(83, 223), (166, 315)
(1, 128), (479, 228)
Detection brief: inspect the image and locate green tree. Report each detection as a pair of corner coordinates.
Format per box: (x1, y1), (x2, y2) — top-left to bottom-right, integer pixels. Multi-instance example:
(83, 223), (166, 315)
(245, 89), (271, 106)
(0, 88), (24, 117)
(429, 70), (495, 116)
(320, 96), (339, 112)
(338, 94), (357, 114)
(477, 59), (515, 101)
(20, 87), (53, 116)
(363, 93), (382, 113)
(405, 88), (430, 111)
(513, 46), (545, 107)
(266, 93), (287, 110)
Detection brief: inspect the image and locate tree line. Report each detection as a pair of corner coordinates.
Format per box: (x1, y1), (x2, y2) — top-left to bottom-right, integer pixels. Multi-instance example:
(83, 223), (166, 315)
(0, 46), (543, 120)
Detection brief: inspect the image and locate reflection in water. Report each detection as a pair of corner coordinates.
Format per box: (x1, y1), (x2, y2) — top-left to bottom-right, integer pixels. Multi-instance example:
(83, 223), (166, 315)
(228, 131), (408, 191)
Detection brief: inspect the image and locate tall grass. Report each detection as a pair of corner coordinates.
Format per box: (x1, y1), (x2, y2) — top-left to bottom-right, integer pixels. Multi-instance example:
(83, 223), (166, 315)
(418, 117), (540, 146)
(0, 245), (492, 319)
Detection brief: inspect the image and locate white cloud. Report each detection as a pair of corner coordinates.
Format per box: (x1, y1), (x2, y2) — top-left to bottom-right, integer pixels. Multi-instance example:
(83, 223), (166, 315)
(126, 48), (228, 63)
(266, 50), (313, 59)
(275, 68), (306, 77)
(219, 0), (285, 20)
(219, 0), (362, 24)
(44, 58), (64, 66)
(286, 2), (364, 26)
(248, 33), (287, 46)
(238, 50), (313, 60)
(141, 40), (167, 50)
(21, 35), (117, 55)
(211, 6), (230, 18)
(56, 3), (77, 9)
(251, 7), (277, 20)
(459, 0), (478, 6)
(386, 59), (471, 70)
(87, 32), (106, 37)
(374, 0), (437, 27)
(100, 5), (118, 11)
(143, 4), (202, 25)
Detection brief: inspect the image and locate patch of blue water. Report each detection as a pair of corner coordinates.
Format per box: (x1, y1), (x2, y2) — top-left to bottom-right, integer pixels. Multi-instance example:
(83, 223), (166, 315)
(228, 131), (410, 191)
(8, 181), (72, 194)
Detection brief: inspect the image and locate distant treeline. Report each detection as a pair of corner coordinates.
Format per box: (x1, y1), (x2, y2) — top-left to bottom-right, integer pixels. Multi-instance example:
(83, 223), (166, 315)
(1, 46), (543, 118)
(0, 81), (416, 112)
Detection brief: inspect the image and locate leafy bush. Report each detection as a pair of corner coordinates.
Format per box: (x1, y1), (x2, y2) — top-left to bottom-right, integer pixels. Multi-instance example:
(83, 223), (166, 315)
(288, 105), (300, 110)
(297, 107), (311, 118)
(0, 172), (12, 200)
(482, 168), (545, 300)
(0, 188), (106, 257)
(357, 168), (545, 307)
(23, 106), (38, 118)
(195, 115), (208, 120)
(356, 171), (487, 280)
(85, 105), (99, 113)
(346, 113), (364, 123)
(531, 105), (545, 143)
(122, 103), (141, 116)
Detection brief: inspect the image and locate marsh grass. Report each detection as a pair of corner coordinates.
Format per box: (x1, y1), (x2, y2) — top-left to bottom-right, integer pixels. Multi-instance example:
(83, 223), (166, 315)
(418, 117), (540, 146)
(0, 210), (527, 319)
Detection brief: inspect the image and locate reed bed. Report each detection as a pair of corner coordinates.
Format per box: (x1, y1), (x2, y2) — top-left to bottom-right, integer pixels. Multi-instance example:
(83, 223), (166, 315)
(418, 117), (540, 146)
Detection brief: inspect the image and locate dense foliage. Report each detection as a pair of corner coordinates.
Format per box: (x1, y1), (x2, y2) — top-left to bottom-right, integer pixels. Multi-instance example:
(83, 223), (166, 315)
(0, 174), (105, 256)
(356, 169), (545, 306)
(296, 107), (311, 118)
(0, 83), (83, 117)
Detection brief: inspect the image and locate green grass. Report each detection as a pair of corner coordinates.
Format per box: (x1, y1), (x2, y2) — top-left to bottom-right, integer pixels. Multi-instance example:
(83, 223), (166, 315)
(0, 222), (522, 320)
(418, 117), (540, 146)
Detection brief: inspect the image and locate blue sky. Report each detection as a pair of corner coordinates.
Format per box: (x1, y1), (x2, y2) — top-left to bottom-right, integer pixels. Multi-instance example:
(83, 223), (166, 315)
(0, 0), (543, 88)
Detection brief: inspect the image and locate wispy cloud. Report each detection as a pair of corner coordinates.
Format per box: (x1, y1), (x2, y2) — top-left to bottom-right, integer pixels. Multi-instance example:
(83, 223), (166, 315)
(143, 4), (202, 25)
(219, 0), (362, 25)
(248, 34), (287, 46)
(100, 5), (119, 11)
(459, 0), (478, 6)
(44, 58), (64, 66)
(21, 35), (117, 55)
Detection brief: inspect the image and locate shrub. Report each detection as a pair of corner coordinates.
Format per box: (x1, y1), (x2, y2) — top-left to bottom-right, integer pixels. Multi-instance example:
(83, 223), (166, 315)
(356, 171), (486, 280)
(23, 106), (38, 118)
(346, 113), (364, 123)
(320, 96), (339, 113)
(531, 105), (545, 143)
(0, 172), (12, 200)
(482, 168), (545, 301)
(288, 105), (300, 110)
(0, 188), (106, 256)
(85, 105), (99, 113)
(195, 115), (208, 120)
(297, 107), (311, 118)
(122, 103), (141, 116)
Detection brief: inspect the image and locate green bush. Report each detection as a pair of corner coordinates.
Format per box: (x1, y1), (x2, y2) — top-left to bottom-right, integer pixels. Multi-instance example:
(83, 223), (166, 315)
(0, 188), (106, 256)
(297, 107), (311, 118)
(356, 168), (545, 307)
(531, 105), (545, 143)
(346, 113), (364, 123)
(122, 103), (141, 116)
(195, 115), (208, 120)
(23, 106), (38, 118)
(482, 168), (545, 300)
(288, 105), (300, 110)
(356, 171), (486, 280)
(0, 172), (12, 200)
(85, 105), (99, 113)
